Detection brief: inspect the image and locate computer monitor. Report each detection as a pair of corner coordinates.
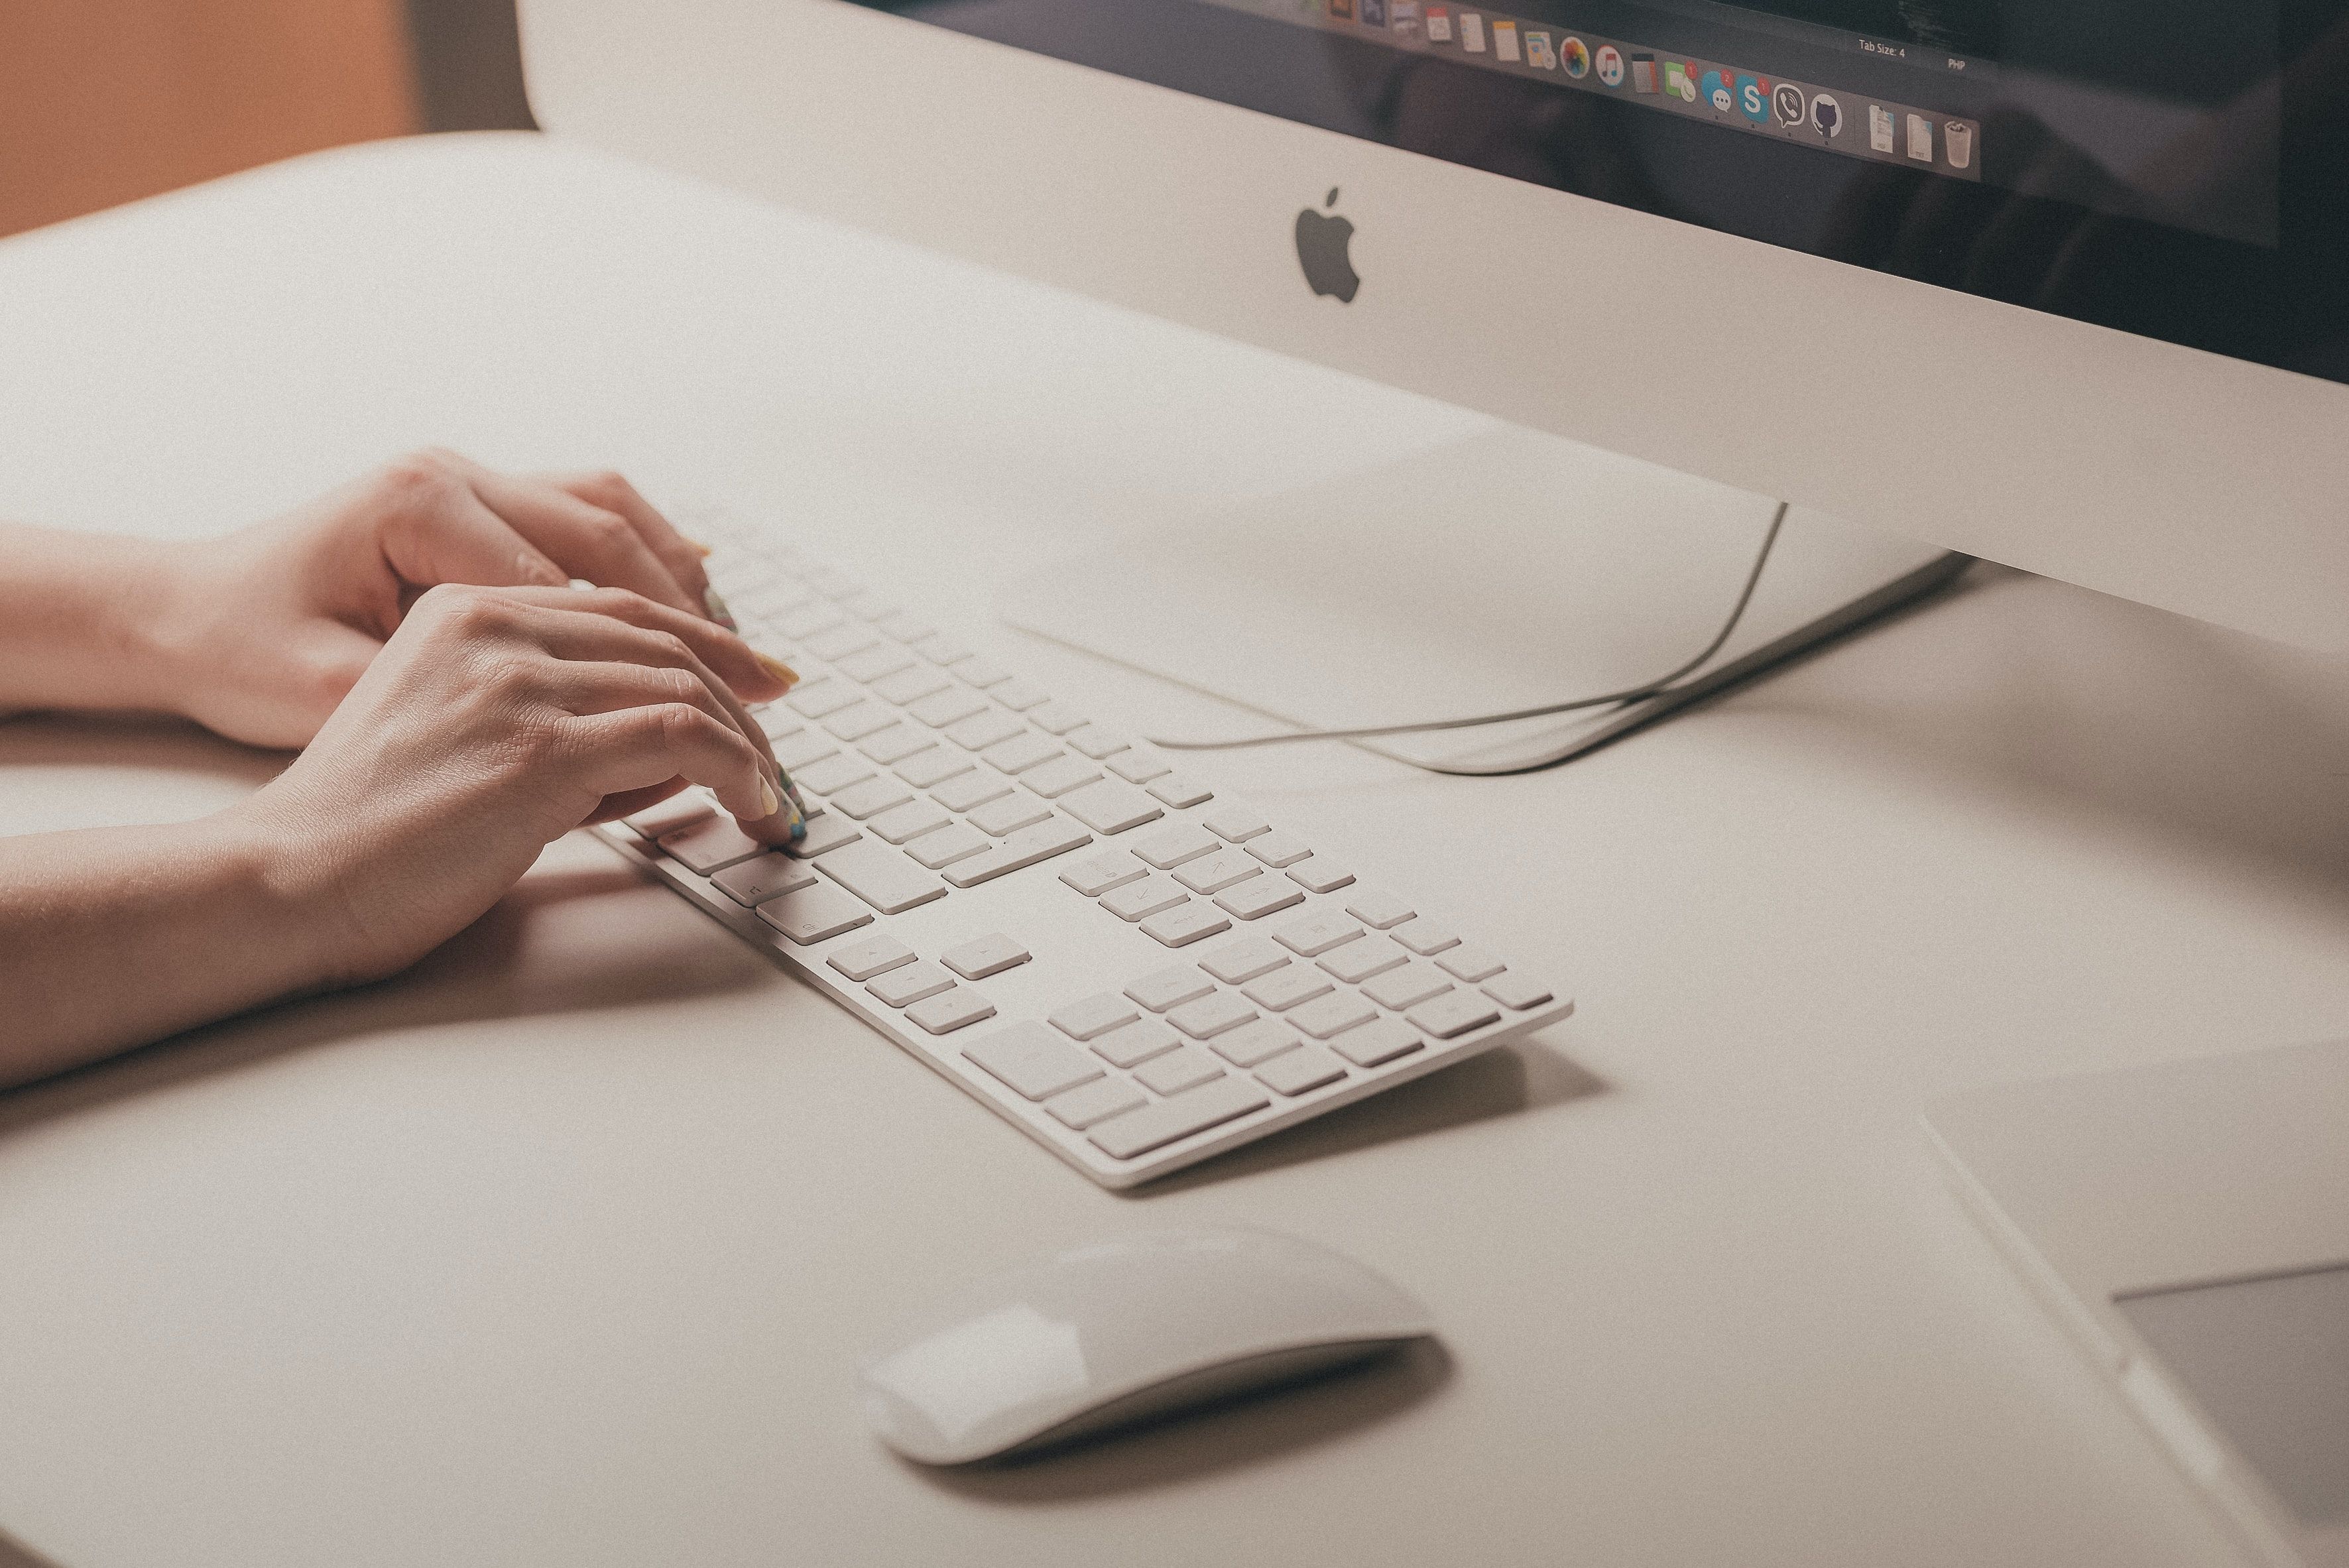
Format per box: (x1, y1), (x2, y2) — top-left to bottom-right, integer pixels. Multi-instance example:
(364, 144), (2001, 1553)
(518, 0), (2349, 672)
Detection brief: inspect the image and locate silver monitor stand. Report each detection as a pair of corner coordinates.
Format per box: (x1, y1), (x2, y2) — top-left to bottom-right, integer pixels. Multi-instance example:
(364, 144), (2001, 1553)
(998, 423), (1967, 773)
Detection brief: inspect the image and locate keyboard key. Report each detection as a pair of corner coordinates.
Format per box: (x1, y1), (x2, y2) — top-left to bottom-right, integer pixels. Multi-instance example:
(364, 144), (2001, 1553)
(1147, 775), (1215, 809)
(1243, 965), (1333, 1012)
(1102, 877), (1185, 922)
(970, 794), (1052, 837)
(824, 703), (899, 742)
(1211, 1018), (1302, 1067)
(1091, 1017), (1183, 1067)
(712, 853), (819, 907)
(658, 817), (767, 874)
(942, 934), (1031, 980)
(1142, 904), (1231, 948)
(870, 800), (951, 844)
(1044, 1077), (1147, 1131)
(912, 633), (973, 665)
(831, 776), (915, 820)
(1257, 1045), (1347, 1097)
(1286, 859), (1357, 894)
(626, 792), (713, 839)
(785, 814), (863, 859)
(942, 817), (1091, 886)
(804, 621), (879, 661)
(1204, 806), (1270, 842)
(1021, 756), (1103, 800)
(776, 602), (845, 640)
(817, 841), (948, 915)
(873, 665), (951, 706)
(1362, 963), (1453, 1011)
(945, 710), (1026, 751)
(868, 961), (955, 1007)
(931, 770), (1012, 813)
(1126, 965), (1215, 1012)
(827, 933), (916, 981)
(1051, 993), (1140, 1042)
(1437, 947), (1506, 983)
(1319, 935), (1409, 985)
(858, 724), (934, 766)
(904, 822), (991, 869)
(1484, 973), (1555, 1010)
(1215, 878), (1305, 922)
(754, 705), (805, 741)
(1201, 937), (1290, 985)
(1136, 1046), (1225, 1097)
(1061, 849), (1148, 898)
(949, 655), (1012, 688)
(756, 882), (873, 944)
(1406, 991), (1502, 1039)
(981, 732), (1061, 775)
(1345, 891), (1416, 930)
(1058, 780), (1162, 836)
(875, 612), (935, 644)
(989, 680), (1050, 712)
(1065, 725), (1131, 760)
(1330, 1016), (1424, 1067)
(794, 753), (876, 796)
(773, 731), (842, 772)
(909, 688), (988, 728)
(838, 642), (915, 684)
(1028, 701), (1088, 736)
(787, 678), (861, 717)
(1108, 747), (1173, 784)
(1244, 832), (1311, 868)
(1168, 991), (1257, 1040)
(1134, 822), (1221, 869)
(1089, 1077), (1268, 1160)
(1292, 991), (1378, 1039)
(1275, 911), (1365, 957)
(1174, 849), (1261, 895)
(906, 987), (997, 1036)
(894, 747), (971, 790)
(1394, 921), (1462, 957)
(963, 1023), (1099, 1098)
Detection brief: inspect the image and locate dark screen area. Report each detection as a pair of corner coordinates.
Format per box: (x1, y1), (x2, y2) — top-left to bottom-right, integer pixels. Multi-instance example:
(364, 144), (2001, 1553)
(852, 0), (2349, 385)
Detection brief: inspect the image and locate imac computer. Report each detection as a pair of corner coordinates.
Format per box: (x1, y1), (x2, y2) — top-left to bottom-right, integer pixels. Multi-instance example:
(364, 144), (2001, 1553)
(516, 0), (2349, 770)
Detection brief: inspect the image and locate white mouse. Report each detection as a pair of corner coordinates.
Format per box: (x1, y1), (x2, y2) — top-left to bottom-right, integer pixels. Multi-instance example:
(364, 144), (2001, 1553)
(860, 1227), (1436, 1465)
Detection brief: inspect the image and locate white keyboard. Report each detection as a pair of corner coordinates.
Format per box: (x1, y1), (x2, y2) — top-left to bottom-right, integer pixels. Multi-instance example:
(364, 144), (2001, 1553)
(593, 517), (1574, 1187)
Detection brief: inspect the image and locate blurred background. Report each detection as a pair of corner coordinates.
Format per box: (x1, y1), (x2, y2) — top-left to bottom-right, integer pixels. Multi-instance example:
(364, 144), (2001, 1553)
(0, 0), (534, 240)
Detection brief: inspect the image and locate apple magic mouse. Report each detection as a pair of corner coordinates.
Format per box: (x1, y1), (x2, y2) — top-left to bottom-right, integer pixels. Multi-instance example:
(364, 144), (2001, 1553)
(860, 1227), (1436, 1464)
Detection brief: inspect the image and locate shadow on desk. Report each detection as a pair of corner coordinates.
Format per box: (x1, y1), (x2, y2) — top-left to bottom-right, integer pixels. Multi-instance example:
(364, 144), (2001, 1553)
(909, 1336), (1455, 1505)
(0, 1530), (58, 1568)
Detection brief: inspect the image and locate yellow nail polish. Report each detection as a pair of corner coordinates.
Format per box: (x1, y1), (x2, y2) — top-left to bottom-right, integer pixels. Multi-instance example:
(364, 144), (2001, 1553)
(684, 536), (715, 558)
(755, 652), (800, 688)
(760, 778), (782, 817)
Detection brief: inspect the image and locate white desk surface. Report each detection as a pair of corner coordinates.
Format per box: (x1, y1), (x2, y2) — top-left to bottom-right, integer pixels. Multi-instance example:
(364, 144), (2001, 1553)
(3, 133), (2346, 1568)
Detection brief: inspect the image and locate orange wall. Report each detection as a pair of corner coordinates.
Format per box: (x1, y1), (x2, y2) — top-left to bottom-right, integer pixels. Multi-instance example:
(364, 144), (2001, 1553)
(0, 0), (419, 239)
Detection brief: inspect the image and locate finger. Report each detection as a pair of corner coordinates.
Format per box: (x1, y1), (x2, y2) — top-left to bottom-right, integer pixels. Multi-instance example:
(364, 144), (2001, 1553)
(426, 453), (703, 617)
(375, 462), (569, 593)
(564, 705), (794, 839)
(514, 603), (791, 808)
(536, 469), (717, 622)
(491, 584), (795, 702)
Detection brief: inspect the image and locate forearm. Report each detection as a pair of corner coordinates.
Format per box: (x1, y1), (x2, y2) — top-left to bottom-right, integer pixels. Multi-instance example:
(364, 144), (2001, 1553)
(0, 523), (190, 718)
(0, 810), (338, 1087)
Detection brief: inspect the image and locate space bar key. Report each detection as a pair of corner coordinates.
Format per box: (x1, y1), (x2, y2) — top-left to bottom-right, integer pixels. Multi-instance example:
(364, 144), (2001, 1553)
(943, 817), (1093, 887)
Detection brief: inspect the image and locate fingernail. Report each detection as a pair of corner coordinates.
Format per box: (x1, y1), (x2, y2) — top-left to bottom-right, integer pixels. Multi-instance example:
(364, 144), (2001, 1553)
(784, 776), (808, 815)
(754, 651), (800, 689)
(703, 585), (737, 629)
(684, 536), (715, 558)
(760, 777), (781, 818)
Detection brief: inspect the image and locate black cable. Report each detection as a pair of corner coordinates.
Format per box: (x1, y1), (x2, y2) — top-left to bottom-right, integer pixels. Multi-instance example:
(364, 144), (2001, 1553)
(1144, 501), (1789, 776)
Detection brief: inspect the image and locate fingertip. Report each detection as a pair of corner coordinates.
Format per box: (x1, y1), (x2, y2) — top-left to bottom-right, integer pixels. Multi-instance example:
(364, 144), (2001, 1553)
(754, 652), (800, 691)
(703, 586), (738, 630)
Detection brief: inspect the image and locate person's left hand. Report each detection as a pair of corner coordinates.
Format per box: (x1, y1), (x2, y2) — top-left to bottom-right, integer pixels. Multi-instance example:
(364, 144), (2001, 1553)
(145, 450), (778, 749)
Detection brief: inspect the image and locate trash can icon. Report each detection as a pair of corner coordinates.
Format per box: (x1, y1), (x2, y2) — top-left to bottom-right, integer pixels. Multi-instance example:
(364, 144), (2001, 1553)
(1945, 121), (1973, 170)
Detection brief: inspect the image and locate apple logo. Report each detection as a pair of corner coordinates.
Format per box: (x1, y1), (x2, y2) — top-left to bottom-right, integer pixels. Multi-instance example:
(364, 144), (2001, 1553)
(1294, 187), (1360, 303)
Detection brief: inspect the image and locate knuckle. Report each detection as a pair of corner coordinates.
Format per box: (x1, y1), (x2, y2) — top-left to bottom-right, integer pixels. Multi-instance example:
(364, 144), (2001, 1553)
(648, 630), (695, 666)
(378, 450), (455, 499)
(582, 509), (634, 554)
(651, 665), (703, 706)
(580, 469), (633, 502)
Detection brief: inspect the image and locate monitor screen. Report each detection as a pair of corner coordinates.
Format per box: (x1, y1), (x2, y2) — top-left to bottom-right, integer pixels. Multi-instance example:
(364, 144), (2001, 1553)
(847, 0), (2349, 386)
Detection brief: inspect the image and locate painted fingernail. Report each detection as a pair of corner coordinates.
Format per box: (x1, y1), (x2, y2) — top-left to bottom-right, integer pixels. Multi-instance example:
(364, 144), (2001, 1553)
(754, 651), (800, 689)
(684, 536), (715, 558)
(784, 777), (808, 816)
(759, 777), (781, 818)
(703, 586), (737, 629)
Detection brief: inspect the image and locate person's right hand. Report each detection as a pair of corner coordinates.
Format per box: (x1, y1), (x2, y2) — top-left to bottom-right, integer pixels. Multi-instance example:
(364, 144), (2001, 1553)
(224, 582), (804, 991)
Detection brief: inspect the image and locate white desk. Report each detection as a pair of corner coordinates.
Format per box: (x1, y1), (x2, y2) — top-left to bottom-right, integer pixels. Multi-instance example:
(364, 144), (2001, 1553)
(4, 133), (2347, 1568)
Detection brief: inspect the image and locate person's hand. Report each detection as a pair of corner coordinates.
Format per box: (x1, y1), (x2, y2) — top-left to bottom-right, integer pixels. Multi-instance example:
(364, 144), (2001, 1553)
(147, 450), (776, 749)
(225, 583), (803, 990)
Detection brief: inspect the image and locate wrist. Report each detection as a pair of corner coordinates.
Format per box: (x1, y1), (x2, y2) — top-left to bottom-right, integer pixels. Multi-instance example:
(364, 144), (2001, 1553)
(196, 796), (367, 1000)
(0, 524), (202, 717)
